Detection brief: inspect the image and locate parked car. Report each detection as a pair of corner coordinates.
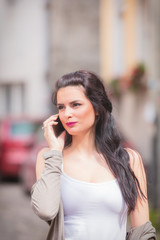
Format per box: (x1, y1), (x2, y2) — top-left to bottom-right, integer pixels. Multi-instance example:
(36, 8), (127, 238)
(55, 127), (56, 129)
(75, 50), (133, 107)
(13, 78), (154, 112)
(19, 124), (47, 194)
(0, 117), (43, 179)
(19, 141), (47, 194)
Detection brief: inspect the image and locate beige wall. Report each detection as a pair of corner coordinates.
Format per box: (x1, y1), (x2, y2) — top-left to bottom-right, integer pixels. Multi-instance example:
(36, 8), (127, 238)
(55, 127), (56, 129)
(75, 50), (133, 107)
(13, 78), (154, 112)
(100, 0), (139, 81)
(100, 0), (114, 81)
(123, 0), (137, 72)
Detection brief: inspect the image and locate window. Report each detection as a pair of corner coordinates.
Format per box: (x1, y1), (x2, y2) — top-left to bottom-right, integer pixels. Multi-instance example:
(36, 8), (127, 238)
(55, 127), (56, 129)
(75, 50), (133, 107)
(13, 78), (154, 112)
(0, 82), (25, 118)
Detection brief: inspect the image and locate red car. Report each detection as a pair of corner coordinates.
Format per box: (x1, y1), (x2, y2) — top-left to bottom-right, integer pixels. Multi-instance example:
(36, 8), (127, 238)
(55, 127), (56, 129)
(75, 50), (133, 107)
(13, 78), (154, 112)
(20, 140), (47, 194)
(0, 117), (43, 179)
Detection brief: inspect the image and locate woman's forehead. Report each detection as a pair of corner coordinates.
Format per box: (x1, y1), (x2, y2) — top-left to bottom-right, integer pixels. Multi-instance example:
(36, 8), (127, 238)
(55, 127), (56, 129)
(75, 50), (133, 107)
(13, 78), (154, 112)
(57, 86), (86, 102)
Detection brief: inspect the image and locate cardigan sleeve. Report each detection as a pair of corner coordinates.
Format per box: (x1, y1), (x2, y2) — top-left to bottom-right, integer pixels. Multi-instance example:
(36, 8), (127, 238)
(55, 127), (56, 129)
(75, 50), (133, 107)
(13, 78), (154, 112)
(126, 221), (157, 240)
(31, 150), (63, 222)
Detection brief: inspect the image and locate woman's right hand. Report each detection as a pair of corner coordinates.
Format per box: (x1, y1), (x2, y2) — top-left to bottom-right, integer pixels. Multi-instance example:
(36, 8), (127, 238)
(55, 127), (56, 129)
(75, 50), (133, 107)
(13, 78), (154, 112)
(42, 114), (66, 152)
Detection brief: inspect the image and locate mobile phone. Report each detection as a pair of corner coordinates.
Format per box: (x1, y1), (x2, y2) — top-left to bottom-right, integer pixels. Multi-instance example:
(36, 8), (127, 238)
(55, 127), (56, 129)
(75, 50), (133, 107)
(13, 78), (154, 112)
(52, 116), (65, 137)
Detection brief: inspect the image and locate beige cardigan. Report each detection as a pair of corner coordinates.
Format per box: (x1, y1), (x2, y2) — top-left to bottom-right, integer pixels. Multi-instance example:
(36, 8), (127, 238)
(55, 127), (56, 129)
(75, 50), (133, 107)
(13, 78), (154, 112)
(31, 150), (156, 240)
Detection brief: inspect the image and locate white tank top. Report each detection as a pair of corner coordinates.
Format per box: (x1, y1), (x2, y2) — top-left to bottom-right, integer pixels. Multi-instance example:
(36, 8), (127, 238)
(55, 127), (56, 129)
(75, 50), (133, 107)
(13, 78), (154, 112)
(60, 167), (128, 240)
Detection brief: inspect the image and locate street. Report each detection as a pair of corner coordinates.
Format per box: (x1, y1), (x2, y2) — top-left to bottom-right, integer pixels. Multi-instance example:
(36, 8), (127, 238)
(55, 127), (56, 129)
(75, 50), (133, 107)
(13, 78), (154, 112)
(0, 182), (49, 240)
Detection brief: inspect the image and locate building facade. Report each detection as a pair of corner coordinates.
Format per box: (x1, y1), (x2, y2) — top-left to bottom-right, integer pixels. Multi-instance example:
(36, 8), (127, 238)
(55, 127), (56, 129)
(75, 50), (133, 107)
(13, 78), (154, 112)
(0, 0), (50, 118)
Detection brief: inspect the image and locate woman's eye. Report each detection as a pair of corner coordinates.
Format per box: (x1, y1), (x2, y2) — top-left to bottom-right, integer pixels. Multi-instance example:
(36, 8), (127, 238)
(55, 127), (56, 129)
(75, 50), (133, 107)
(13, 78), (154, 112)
(57, 105), (64, 110)
(73, 103), (81, 107)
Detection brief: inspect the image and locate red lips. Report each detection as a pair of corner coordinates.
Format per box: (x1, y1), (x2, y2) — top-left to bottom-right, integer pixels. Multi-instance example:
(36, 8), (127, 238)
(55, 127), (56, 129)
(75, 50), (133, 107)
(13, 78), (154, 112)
(66, 122), (77, 127)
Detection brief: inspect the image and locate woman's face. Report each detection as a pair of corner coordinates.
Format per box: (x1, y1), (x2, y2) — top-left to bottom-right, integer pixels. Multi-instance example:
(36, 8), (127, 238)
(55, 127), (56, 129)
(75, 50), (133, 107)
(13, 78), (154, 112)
(57, 86), (96, 136)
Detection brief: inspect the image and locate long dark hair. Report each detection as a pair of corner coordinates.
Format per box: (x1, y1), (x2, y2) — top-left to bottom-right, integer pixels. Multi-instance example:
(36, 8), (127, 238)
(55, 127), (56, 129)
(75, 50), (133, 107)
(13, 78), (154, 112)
(52, 70), (145, 213)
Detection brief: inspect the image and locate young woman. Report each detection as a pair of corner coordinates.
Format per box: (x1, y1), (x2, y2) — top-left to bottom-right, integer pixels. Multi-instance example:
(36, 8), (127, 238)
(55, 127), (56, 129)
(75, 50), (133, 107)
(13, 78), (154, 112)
(31, 70), (156, 240)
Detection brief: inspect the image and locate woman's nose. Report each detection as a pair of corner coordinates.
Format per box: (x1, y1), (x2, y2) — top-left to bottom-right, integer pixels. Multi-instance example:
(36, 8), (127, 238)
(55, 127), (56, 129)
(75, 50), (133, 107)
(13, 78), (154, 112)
(64, 107), (73, 118)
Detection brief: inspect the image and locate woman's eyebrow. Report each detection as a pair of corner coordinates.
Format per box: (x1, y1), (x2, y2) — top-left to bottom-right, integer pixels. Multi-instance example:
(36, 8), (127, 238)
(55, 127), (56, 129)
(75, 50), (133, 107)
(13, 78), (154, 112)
(57, 103), (64, 106)
(57, 100), (82, 105)
(70, 100), (82, 104)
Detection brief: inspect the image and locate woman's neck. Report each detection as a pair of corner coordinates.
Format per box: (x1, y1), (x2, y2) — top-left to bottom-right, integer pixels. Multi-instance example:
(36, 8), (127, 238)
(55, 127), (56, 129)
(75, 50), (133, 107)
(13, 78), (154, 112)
(69, 130), (96, 155)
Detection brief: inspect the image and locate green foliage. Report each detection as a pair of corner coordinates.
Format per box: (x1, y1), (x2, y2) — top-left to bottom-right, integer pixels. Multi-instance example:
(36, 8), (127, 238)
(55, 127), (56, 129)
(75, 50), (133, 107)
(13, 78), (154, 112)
(129, 63), (147, 93)
(109, 78), (121, 99)
(108, 63), (147, 99)
(150, 208), (160, 231)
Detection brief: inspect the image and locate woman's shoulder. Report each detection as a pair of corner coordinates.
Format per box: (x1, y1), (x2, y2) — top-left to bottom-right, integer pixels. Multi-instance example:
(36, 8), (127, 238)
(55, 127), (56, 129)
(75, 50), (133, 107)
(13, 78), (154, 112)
(36, 147), (51, 166)
(125, 148), (147, 190)
(124, 147), (144, 173)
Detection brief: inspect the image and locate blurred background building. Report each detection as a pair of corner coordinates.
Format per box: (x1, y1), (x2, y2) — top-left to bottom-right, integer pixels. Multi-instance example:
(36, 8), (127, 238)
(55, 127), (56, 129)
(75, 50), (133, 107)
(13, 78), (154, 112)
(100, 0), (160, 210)
(0, 0), (160, 211)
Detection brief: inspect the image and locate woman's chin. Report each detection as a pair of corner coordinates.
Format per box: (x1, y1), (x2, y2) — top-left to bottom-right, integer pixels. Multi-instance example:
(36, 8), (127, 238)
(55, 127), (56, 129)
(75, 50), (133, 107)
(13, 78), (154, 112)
(67, 131), (77, 136)
(66, 128), (82, 136)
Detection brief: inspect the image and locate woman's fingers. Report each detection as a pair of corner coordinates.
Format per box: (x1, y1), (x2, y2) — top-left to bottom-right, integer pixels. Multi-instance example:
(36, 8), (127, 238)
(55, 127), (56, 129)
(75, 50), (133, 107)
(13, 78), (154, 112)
(43, 114), (58, 124)
(42, 114), (65, 151)
(42, 122), (58, 130)
(43, 114), (59, 128)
